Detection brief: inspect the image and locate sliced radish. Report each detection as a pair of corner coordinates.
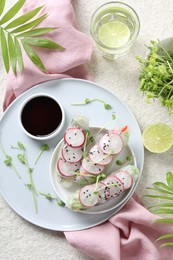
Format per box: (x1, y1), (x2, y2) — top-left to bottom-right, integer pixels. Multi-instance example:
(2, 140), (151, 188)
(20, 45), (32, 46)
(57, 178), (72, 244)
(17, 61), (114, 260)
(103, 176), (124, 198)
(115, 170), (133, 190)
(95, 181), (110, 204)
(64, 127), (85, 148)
(110, 126), (129, 146)
(89, 144), (113, 165)
(99, 132), (123, 155)
(79, 185), (99, 207)
(82, 157), (104, 175)
(57, 158), (80, 177)
(62, 144), (83, 163)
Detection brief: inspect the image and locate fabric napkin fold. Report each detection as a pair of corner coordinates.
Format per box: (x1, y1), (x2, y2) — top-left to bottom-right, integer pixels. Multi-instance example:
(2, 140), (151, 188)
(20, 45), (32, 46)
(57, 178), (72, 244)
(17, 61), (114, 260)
(3, 1), (173, 260)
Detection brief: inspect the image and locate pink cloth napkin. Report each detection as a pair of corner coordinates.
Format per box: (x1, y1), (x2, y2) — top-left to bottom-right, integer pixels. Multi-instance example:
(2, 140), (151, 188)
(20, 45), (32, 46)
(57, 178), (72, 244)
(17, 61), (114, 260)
(4, 1), (173, 259)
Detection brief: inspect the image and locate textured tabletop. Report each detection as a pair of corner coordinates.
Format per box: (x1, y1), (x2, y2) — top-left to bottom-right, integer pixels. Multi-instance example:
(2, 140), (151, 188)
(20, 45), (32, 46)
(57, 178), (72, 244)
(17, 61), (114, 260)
(0, 0), (173, 259)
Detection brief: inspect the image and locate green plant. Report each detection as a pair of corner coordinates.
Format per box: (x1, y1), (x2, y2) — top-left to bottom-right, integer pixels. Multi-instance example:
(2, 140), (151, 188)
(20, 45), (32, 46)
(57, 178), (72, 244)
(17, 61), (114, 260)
(145, 171), (173, 247)
(136, 40), (173, 114)
(0, 0), (64, 74)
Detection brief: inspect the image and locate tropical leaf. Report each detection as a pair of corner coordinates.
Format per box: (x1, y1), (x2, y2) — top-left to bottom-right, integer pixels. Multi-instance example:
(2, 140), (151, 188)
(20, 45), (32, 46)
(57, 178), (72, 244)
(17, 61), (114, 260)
(144, 194), (173, 200)
(14, 37), (24, 71)
(0, 0), (26, 24)
(23, 37), (64, 49)
(156, 233), (173, 241)
(166, 172), (173, 190)
(153, 182), (173, 193)
(147, 187), (173, 195)
(5, 5), (44, 29)
(22, 43), (47, 73)
(18, 27), (57, 37)
(160, 242), (173, 247)
(148, 203), (173, 210)
(10, 14), (47, 33)
(152, 208), (173, 214)
(0, 0), (64, 74)
(0, 0), (5, 16)
(0, 28), (9, 72)
(8, 33), (17, 74)
(155, 218), (173, 224)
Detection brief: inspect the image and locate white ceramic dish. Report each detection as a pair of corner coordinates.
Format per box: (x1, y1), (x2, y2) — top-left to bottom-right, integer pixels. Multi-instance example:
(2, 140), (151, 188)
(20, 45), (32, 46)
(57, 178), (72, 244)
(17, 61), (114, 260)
(50, 127), (137, 214)
(0, 78), (144, 231)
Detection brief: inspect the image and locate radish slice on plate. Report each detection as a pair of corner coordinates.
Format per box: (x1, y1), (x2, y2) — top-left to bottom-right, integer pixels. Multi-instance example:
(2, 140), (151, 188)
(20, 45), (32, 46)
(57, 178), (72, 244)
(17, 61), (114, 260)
(103, 176), (124, 198)
(57, 158), (80, 177)
(99, 132), (123, 155)
(115, 170), (133, 190)
(62, 144), (83, 163)
(89, 144), (113, 165)
(79, 185), (99, 207)
(64, 127), (85, 148)
(82, 157), (104, 175)
(95, 181), (110, 204)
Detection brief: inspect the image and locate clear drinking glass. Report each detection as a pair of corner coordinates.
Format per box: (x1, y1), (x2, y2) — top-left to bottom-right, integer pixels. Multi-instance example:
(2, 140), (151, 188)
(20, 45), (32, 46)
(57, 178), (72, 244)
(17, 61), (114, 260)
(90, 1), (140, 60)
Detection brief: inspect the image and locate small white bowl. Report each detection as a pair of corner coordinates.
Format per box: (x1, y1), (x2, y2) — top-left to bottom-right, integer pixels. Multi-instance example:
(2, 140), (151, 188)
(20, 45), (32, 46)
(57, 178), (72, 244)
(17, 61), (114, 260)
(19, 93), (65, 141)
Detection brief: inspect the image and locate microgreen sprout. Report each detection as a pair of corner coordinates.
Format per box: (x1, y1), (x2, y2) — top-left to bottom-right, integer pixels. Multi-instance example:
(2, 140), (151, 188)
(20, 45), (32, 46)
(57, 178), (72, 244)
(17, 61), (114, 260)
(34, 144), (49, 165)
(93, 112), (116, 138)
(116, 156), (133, 166)
(136, 40), (173, 114)
(0, 144), (21, 178)
(71, 98), (112, 110)
(39, 192), (65, 206)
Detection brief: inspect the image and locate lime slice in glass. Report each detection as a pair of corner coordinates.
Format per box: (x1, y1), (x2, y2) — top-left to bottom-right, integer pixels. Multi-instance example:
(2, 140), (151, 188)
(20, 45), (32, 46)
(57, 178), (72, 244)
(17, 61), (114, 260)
(98, 21), (130, 48)
(142, 123), (173, 153)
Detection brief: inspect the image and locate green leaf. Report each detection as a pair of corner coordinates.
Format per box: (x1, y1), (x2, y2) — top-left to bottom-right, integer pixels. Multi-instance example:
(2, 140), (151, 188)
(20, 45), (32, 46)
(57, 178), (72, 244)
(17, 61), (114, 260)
(144, 194), (173, 200)
(22, 42), (47, 73)
(0, 0), (5, 16)
(155, 218), (173, 224)
(23, 37), (64, 49)
(166, 172), (173, 189)
(5, 6), (44, 29)
(8, 33), (17, 75)
(160, 242), (173, 247)
(148, 203), (173, 210)
(156, 233), (173, 241)
(0, 0), (26, 25)
(147, 187), (173, 195)
(0, 28), (9, 72)
(152, 208), (173, 214)
(14, 38), (24, 72)
(153, 182), (173, 193)
(11, 14), (47, 33)
(18, 27), (57, 37)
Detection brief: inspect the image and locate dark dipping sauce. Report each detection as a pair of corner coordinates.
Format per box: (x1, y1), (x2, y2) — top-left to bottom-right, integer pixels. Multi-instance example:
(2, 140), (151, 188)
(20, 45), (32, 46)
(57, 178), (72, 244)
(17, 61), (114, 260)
(21, 96), (63, 136)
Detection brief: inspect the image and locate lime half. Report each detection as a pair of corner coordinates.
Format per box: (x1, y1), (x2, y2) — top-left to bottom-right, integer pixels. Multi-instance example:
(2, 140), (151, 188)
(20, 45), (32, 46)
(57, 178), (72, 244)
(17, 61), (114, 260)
(98, 21), (130, 48)
(142, 123), (173, 153)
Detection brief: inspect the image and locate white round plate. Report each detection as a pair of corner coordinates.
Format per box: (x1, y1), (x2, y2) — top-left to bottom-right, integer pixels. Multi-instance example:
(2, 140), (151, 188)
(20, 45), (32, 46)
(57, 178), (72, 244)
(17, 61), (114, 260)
(0, 78), (144, 231)
(50, 127), (137, 214)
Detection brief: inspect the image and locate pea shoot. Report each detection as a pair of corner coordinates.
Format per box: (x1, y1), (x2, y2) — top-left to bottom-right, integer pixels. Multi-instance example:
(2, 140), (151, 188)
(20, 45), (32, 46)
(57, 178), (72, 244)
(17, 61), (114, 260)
(71, 98), (112, 110)
(136, 40), (173, 114)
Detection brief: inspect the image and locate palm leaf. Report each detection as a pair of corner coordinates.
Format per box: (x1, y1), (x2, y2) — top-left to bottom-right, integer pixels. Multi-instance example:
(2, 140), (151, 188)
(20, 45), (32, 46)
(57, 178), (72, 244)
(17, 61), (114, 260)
(22, 43), (47, 73)
(147, 187), (173, 195)
(167, 172), (173, 190)
(10, 14), (47, 33)
(0, 0), (5, 16)
(160, 242), (173, 247)
(0, 28), (9, 72)
(148, 203), (173, 210)
(156, 233), (173, 241)
(144, 194), (173, 200)
(153, 182), (173, 193)
(14, 37), (24, 72)
(155, 218), (173, 224)
(152, 208), (173, 214)
(5, 5), (44, 29)
(23, 37), (64, 49)
(18, 27), (57, 37)
(8, 33), (17, 74)
(0, 0), (26, 24)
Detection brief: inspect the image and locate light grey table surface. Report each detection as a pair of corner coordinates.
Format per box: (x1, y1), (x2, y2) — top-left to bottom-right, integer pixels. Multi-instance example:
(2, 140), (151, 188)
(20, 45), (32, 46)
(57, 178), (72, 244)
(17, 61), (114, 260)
(0, 0), (173, 259)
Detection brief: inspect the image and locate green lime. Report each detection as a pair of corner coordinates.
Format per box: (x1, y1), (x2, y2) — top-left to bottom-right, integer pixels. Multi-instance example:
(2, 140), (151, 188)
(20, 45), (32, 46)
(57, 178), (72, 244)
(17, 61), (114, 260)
(98, 21), (130, 48)
(142, 123), (173, 153)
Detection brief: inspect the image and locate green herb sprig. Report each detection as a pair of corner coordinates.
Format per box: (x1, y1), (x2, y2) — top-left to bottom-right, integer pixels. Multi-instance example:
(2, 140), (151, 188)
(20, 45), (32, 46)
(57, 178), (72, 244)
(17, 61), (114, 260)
(0, 144), (21, 178)
(136, 40), (173, 114)
(71, 98), (112, 110)
(39, 192), (65, 206)
(145, 171), (173, 247)
(0, 0), (64, 74)
(34, 144), (49, 165)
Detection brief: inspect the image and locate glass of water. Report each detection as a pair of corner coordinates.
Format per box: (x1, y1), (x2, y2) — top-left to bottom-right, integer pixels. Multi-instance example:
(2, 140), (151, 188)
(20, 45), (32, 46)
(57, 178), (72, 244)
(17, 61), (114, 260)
(90, 1), (140, 60)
